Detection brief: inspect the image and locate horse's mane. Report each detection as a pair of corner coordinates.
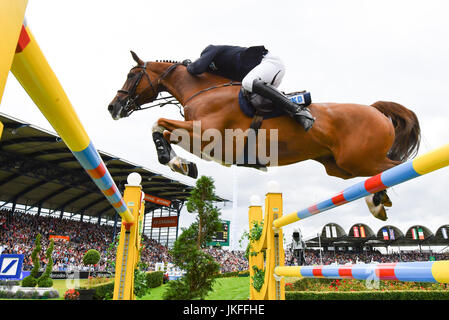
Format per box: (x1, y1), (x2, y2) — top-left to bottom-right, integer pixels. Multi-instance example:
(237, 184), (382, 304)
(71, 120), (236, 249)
(155, 59), (182, 63)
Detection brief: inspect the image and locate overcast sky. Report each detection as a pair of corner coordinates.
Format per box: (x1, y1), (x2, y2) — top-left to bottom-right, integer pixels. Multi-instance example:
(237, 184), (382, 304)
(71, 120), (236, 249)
(2, 0), (449, 251)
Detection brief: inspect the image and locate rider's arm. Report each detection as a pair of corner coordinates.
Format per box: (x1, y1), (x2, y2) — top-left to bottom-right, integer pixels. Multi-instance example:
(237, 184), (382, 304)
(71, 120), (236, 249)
(187, 45), (219, 75)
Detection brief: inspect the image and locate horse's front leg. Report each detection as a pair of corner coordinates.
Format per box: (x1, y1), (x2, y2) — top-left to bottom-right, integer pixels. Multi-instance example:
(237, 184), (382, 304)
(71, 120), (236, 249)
(152, 118), (198, 179)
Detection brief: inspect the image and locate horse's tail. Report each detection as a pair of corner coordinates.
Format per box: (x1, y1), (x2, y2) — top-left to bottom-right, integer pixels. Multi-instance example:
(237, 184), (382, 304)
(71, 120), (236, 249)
(371, 101), (421, 162)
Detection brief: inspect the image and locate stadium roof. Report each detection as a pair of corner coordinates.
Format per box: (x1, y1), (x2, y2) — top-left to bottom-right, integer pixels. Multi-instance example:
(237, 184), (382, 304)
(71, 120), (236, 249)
(0, 112), (228, 220)
(303, 222), (449, 248)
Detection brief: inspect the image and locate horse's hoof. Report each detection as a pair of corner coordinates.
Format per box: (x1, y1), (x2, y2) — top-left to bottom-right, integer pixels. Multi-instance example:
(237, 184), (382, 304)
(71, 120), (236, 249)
(382, 193), (392, 207)
(365, 194), (388, 221)
(168, 157), (198, 179)
(373, 190), (392, 207)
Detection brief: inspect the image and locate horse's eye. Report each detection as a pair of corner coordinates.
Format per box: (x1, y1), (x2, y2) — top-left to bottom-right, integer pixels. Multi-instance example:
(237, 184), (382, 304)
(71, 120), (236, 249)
(127, 73), (135, 79)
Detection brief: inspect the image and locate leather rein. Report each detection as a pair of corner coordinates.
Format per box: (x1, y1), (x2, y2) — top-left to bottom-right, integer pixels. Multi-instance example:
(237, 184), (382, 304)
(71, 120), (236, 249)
(117, 62), (242, 117)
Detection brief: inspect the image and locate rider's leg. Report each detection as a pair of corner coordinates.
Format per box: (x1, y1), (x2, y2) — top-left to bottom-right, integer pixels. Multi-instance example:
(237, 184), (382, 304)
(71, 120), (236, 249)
(242, 52), (285, 91)
(242, 53), (315, 132)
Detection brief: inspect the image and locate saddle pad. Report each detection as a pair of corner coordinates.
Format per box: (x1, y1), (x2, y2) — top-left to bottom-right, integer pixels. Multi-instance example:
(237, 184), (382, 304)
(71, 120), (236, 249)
(238, 90), (312, 119)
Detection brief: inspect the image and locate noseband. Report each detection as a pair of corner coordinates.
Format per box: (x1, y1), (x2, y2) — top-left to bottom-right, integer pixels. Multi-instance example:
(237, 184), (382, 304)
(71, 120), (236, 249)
(117, 62), (182, 117)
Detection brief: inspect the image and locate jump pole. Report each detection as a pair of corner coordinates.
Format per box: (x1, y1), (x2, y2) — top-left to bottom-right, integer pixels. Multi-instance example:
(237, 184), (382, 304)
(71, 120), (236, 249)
(274, 142), (449, 229)
(275, 261), (449, 284)
(0, 0), (28, 139)
(1, 3), (141, 299)
(9, 22), (134, 223)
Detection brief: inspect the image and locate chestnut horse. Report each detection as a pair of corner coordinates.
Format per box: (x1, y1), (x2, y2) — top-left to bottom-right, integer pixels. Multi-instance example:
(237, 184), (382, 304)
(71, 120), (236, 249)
(108, 52), (420, 220)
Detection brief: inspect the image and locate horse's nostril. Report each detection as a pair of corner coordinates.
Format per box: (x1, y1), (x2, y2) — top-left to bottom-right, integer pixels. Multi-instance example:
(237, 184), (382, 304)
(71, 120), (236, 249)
(108, 104), (114, 112)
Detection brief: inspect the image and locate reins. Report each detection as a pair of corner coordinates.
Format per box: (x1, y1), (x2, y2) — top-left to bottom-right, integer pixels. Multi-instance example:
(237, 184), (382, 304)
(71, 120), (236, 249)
(183, 81), (242, 105)
(121, 61), (242, 118)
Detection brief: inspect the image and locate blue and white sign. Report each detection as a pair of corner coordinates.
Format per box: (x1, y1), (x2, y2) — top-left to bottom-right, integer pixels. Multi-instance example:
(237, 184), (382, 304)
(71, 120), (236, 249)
(0, 254), (24, 279)
(289, 93), (305, 104)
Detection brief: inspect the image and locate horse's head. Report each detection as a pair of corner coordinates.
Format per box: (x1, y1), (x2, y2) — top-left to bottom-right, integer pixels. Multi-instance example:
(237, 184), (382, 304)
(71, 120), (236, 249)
(108, 51), (161, 120)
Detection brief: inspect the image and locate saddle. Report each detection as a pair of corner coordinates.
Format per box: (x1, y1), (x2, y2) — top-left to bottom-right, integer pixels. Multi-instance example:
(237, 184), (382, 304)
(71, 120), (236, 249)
(239, 89), (312, 120)
(237, 89), (312, 169)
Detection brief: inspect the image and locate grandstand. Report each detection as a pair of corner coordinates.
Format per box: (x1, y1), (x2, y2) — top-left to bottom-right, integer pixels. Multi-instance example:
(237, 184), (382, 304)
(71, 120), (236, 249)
(0, 113), (248, 276)
(285, 222), (449, 267)
(0, 112), (228, 249)
(304, 222), (449, 249)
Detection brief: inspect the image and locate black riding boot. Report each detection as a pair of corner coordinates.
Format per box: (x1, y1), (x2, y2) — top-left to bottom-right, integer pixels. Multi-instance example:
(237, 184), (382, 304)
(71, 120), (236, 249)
(252, 79), (315, 131)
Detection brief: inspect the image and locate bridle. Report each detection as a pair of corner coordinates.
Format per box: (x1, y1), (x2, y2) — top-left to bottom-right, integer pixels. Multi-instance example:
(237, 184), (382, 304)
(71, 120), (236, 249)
(115, 60), (243, 119)
(116, 61), (183, 117)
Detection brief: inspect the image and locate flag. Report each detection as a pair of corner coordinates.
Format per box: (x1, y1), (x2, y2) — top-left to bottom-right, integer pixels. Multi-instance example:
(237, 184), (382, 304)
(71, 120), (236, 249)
(412, 228), (418, 240)
(389, 229), (395, 240)
(353, 226), (360, 238)
(360, 226), (366, 238)
(331, 226), (337, 238)
(442, 227), (448, 240)
(418, 228), (424, 240)
(382, 229), (389, 240)
(325, 226), (331, 238)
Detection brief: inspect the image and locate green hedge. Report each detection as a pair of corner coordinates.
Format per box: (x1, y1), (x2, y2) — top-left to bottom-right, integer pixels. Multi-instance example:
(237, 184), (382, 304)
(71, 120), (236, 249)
(286, 290), (449, 300)
(21, 276), (37, 288)
(79, 272), (164, 300)
(0, 289), (59, 299)
(81, 281), (115, 300)
(215, 271), (250, 278)
(146, 271), (164, 288)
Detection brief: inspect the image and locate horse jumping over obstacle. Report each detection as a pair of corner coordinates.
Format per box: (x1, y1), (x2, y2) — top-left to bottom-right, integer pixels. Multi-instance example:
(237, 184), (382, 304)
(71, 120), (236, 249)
(108, 51), (421, 220)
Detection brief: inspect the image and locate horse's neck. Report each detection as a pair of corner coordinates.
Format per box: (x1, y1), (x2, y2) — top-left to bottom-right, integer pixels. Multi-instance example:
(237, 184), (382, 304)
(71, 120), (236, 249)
(158, 65), (230, 105)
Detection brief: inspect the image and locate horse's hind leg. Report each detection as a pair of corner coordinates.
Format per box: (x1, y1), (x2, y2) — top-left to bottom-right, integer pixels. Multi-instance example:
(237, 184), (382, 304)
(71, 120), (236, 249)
(315, 155), (356, 180)
(152, 119), (198, 179)
(333, 144), (403, 221)
(356, 157), (402, 221)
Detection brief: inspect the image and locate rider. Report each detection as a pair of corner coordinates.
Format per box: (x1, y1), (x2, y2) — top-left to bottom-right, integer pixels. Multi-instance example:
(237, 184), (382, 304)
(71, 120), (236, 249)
(186, 44), (315, 131)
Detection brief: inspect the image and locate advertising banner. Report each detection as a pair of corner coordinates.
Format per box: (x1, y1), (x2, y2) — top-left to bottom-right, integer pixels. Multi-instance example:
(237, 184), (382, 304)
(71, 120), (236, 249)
(49, 235), (70, 241)
(144, 194), (171, 207)
(151, 216), (178, 228)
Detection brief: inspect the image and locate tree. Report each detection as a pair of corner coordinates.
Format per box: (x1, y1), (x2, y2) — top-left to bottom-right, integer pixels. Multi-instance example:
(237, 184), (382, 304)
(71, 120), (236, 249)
(83, 249), (100, 279)
(21, 233), (42, 287)
(163, 176), (223, 300)
(186, 176), (223, 249)
(37, 239), (54, 287)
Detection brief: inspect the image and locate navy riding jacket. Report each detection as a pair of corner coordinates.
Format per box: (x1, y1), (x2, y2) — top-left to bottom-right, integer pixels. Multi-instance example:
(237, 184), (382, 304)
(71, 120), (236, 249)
(187, 45), (268, 81)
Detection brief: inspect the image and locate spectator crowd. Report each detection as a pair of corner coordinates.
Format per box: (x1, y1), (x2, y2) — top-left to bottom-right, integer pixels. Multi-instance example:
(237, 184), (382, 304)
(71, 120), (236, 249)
(0, 209), (247, 273)
(285, 247), (449, 266)
(2, 208), (448, 275)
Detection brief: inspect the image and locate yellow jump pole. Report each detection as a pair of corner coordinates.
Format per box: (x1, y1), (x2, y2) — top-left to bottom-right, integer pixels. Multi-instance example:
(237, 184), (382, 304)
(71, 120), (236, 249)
(113, 173), (144, 300)
(248, 197), (264, 300)
(248, 182), (285, 300)
(0, 0), (28, 138)
(10, 22), (133, 223)
(265, 188), (285, 300)
(274, 142), (449, 229)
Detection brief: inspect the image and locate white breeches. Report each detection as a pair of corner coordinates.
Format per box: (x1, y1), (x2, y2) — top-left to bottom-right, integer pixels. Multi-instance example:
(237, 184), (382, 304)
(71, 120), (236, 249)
(242, 52), (286, 92)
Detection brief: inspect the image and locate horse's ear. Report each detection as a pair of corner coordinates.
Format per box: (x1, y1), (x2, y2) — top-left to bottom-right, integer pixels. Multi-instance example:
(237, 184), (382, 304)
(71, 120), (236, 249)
(130, 51), (144, 65)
